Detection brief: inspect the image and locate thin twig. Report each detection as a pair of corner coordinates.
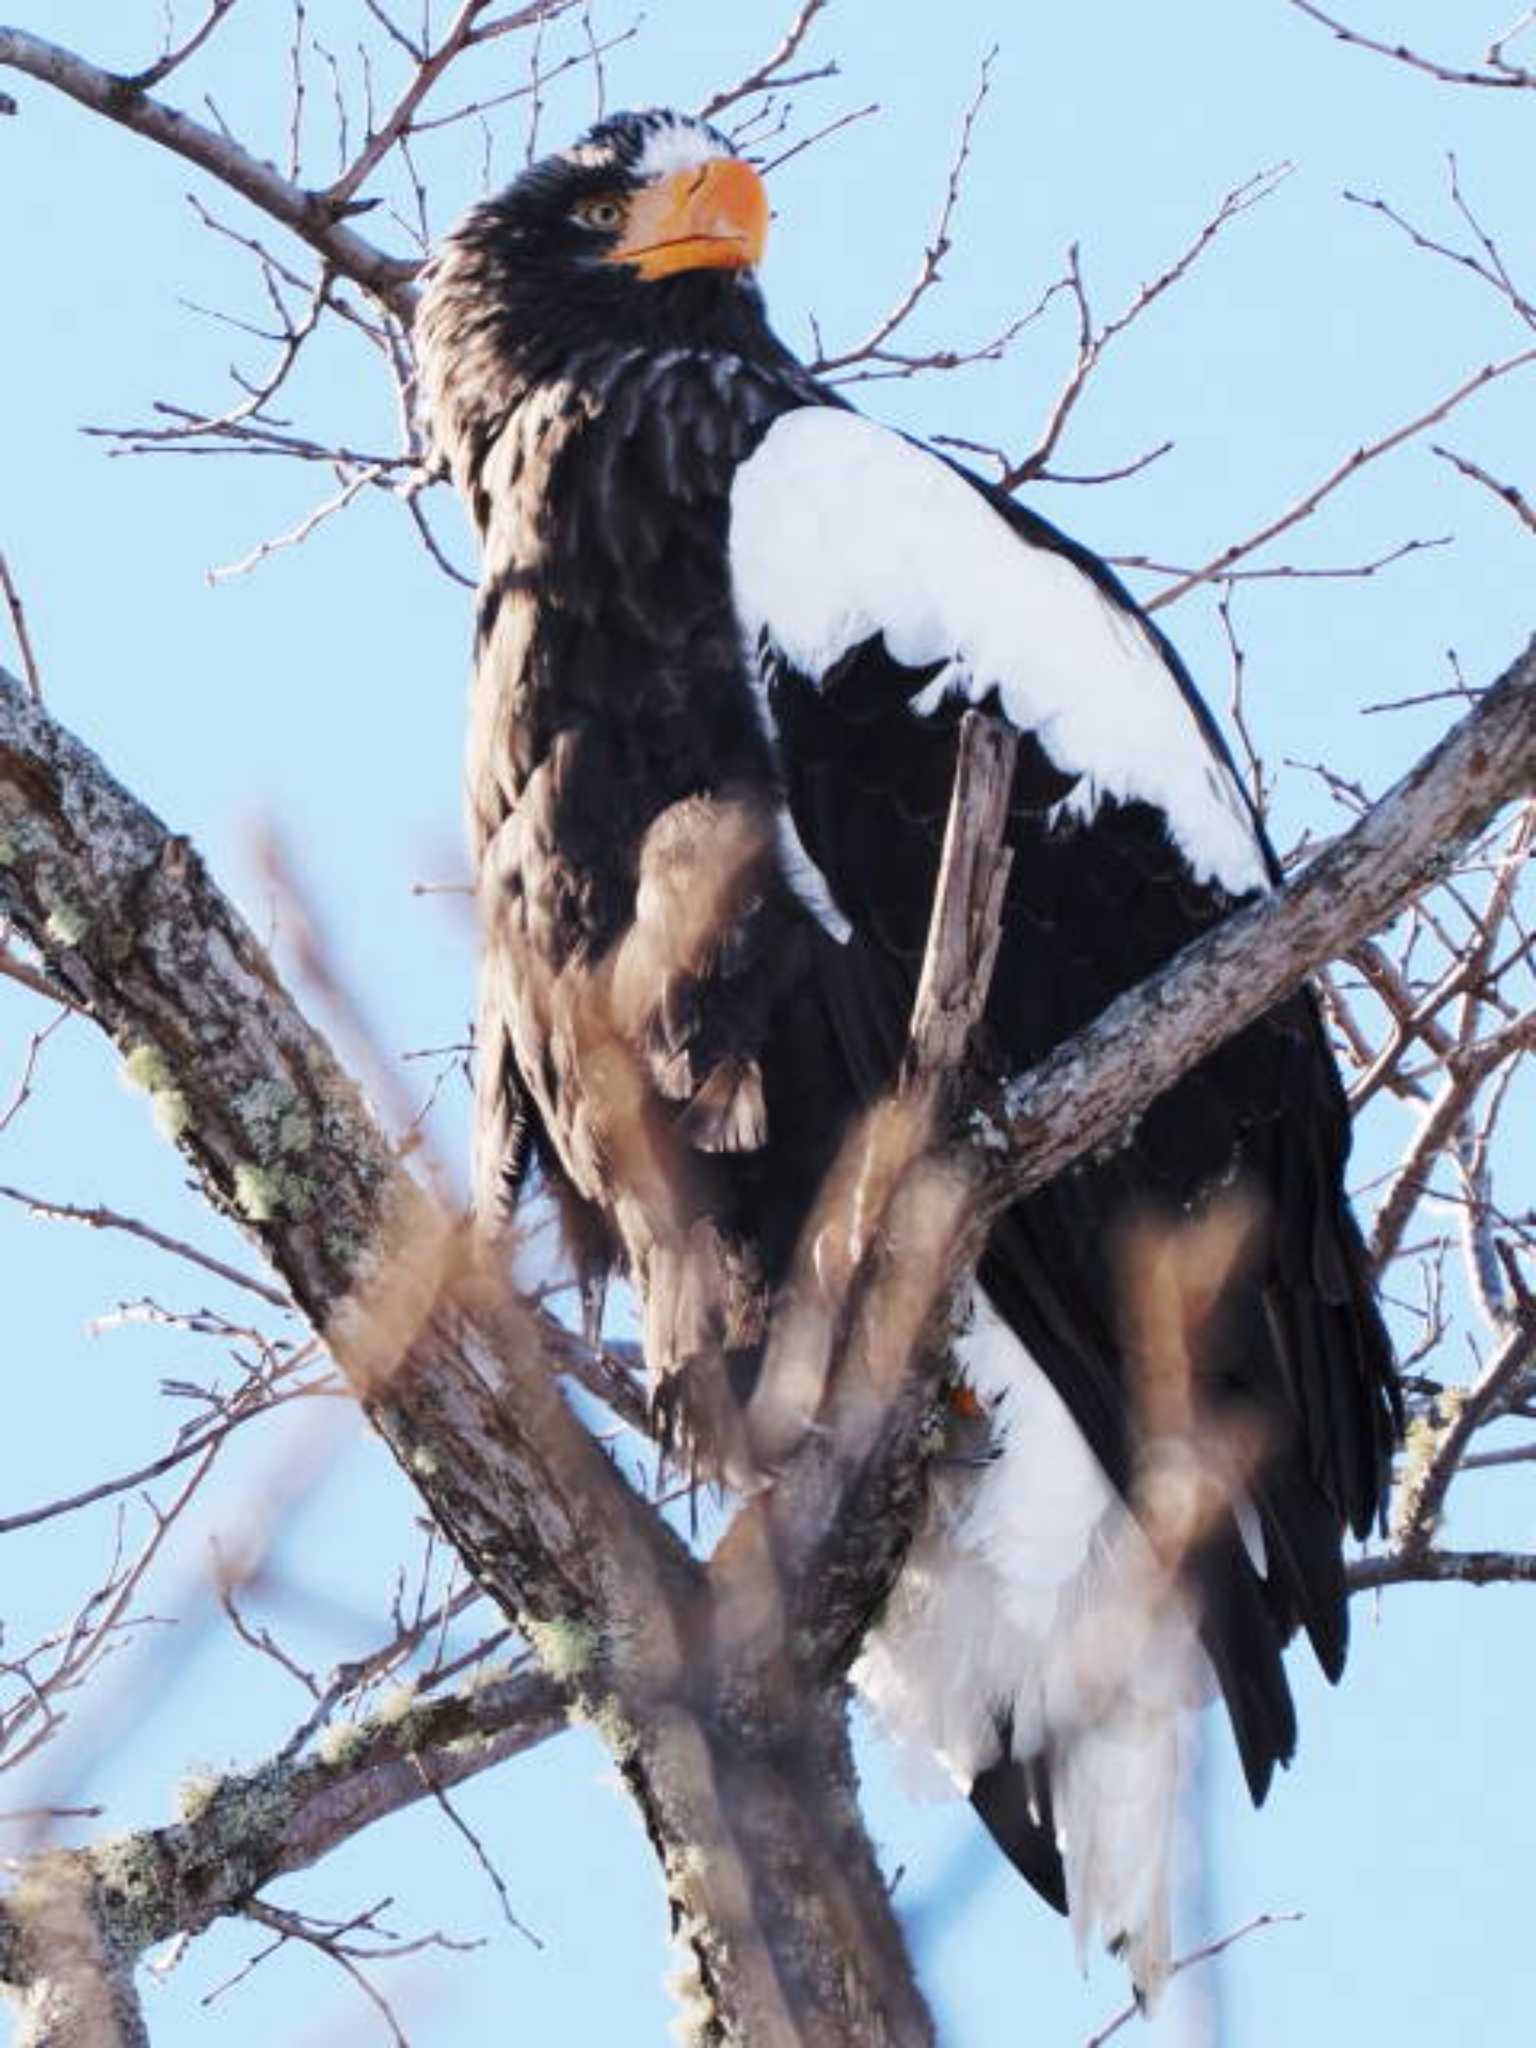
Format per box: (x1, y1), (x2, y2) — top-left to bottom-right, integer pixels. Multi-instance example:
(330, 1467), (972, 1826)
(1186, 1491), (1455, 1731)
(697, 0), (835, 119)
(1085, 1912), (1304, 2046)
(0, 1185), (291, 1307)
(1435, 444), (1536, 535)
(1145, 349), (1536, 610)
(0, 551), (43, 701)
(409, 1751), (543, 1948)
(128, 0), (244, 91)
(1286, 1), (1536, 89)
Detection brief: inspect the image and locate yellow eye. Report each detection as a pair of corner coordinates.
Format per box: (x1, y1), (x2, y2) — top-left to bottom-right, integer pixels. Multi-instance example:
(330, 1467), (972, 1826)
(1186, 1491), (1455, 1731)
(573, 196), (625, 232)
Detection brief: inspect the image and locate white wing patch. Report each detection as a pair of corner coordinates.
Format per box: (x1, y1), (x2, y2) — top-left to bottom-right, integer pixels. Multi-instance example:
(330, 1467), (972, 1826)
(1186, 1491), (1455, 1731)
(729, 407), (1268, 898)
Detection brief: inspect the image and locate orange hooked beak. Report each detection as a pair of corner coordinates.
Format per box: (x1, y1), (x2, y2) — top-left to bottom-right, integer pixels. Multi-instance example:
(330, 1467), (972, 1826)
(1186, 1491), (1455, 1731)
(606, 158), (769, 280)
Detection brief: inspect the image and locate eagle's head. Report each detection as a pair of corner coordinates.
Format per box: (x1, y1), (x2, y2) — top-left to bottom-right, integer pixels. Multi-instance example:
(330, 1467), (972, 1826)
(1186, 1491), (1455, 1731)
(418, 109), (774, 398)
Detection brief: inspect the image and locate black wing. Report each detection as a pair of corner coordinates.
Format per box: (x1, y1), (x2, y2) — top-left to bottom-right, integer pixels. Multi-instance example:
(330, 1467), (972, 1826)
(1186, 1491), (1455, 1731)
(745, 416), (1398, 1806)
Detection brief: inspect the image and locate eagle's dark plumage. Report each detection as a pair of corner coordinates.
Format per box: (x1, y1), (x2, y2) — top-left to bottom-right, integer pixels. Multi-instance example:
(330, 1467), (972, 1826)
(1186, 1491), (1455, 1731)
(418, 108), (1398, 1996)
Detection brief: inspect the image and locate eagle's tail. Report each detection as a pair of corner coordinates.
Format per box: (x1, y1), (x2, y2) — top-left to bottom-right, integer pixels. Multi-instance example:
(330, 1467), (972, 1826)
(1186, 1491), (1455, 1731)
(852, 1289), (1209, 2004)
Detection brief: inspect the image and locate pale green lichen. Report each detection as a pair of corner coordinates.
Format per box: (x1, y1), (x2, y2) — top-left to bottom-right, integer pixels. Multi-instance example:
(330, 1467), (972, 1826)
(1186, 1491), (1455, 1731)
(568, 1691), (637, 1759)
(152, 1089), (192, 1141)
(443, 1729), (496, 1762)
(1390, 1401), (1459, 1540)
(325, 1224), (366, 1268)
(233, 1080), (319, 1174)
(524, 1614), (599, 1683)
(277, 1170), (319, 1218)
(0, 836), (16, 865)
(665, 1938), (721, 2048)
(200, 1765), (289, 1845)
(375, 1682), (418, 1727)
(234, 1162), (281, 1222)
(44, 901), (90, 947)
(278, 1108), (314, 1153)
(92, 1831), (166, 1943)
(123, 1044), (176, 1096)
(232, 1162), (318, 1223)
(175, 1763), (222, 1823)
(122, 1044), (192, 1147)
(234, 1076), (295, 1136)
(410, 1445), (440, 1479)
(316, 1719), (368, 1767)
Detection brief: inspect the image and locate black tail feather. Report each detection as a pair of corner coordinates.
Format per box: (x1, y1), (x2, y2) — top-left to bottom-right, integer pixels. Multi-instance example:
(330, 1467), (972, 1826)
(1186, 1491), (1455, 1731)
(970, 1750), (1068, 1916)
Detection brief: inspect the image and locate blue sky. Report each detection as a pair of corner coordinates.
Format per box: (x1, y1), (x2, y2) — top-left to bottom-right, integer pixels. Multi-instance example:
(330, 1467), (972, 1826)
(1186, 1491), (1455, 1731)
(3, 2), (1534, 2042)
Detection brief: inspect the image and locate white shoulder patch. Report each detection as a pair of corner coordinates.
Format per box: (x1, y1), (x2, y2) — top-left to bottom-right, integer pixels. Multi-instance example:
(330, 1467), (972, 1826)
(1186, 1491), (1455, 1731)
(729, 407), (1268, 898)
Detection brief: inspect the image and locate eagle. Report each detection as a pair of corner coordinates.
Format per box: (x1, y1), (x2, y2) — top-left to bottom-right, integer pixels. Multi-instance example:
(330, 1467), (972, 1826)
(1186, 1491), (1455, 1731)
(417, 108), (1398, 1997)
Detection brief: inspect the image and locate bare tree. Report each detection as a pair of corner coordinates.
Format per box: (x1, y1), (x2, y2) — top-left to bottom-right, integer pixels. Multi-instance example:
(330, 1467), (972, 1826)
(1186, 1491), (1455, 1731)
(1, 5), (1533, 2043)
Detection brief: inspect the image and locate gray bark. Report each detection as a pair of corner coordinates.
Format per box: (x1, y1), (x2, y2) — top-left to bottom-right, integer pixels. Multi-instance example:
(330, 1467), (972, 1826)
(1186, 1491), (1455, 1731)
(2, 632), (1533, 2041)
(0, 669), (933, 2043)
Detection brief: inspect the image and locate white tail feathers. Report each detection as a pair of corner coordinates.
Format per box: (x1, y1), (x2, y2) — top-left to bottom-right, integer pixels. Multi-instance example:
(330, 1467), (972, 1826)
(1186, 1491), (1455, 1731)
(852, 1291), (1207, 2003)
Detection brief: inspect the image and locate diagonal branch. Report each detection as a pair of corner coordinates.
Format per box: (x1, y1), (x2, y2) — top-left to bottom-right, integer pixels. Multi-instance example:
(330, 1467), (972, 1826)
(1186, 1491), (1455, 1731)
(697, 0), (836, 120)
(1285, 1), (1536, 89)
(968, 631), (1536, 1219)
(324, 0), (579, 207)
(0, 28), (420, 317)
(125, 0), (244, 92)
(0, 1662), (565, 2039)
(1144, 348), (1536, 610)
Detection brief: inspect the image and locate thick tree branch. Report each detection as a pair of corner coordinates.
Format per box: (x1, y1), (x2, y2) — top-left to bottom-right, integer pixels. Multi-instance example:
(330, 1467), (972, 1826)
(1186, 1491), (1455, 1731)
(969, 634), (1536, 1215)
(0, 671), (931, 2043)
(2, 630), (1532, 2036)
(0, 1664), (564, 2041)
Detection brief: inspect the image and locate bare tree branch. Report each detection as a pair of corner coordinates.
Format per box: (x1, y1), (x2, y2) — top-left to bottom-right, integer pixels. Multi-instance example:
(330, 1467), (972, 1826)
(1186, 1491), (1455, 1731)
(324, 0), (581, 208)
(0, 28), (419, 316)
(0, 553), (43, 704)
(1085, 1910), (1303, 2047)
(1010, 166), (1291, 487)
(126, 0), (245, 92)
(966, 636), (1536, 1215)
(1436, 443), (1536, 535)
(1286, 1), (1536, 90)
(1349, 1546), (1536, 1590)
(0, 1660), (565, 2036)
(697, 0), (836, 120)
(0, 666), (933, 2042)
(1145, 350), (1536, 610)
(0, 1185), (292, 1309)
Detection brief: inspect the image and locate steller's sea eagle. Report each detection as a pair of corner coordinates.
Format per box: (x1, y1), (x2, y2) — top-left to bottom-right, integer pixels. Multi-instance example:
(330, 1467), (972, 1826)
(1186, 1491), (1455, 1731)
(417, 108), (1399, 1998)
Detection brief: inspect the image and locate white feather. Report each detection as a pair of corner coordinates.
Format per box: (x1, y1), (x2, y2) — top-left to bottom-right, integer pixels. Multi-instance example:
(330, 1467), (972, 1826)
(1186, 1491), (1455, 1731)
(729, 408), (1268, 897)
(775, 810), (850, 941)
(1234, 1492), (1268, 1577)
(634, 117), (726, 180)
(852, 1293), (1206, 2001)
